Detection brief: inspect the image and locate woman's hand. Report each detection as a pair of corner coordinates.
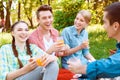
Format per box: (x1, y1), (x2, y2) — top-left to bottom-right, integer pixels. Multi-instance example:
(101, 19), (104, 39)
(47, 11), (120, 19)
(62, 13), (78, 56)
(38, 54), (56, 67)
(80, 40), (89, 49)
(22, 59), (38, 73)
(6, 59), (38, 80)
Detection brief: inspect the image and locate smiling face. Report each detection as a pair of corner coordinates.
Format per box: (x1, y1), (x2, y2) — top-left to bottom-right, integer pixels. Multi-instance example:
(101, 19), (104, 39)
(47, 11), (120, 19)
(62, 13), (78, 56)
(37, 10), (53, 31)
(12, 22), (29, 43)
(74, 13), (88, 31)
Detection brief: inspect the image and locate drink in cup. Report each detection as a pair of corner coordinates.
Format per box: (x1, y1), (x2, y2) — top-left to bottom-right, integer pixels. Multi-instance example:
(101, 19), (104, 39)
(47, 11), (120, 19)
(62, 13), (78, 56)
(36, 58), (43, 66)
(57, 36), (64, 46)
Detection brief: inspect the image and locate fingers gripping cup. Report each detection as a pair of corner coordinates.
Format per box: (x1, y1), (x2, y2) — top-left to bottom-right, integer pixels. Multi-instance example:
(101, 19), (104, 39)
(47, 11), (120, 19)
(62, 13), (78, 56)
(36, 58), (43, 66)
(36, 58), (46, 73)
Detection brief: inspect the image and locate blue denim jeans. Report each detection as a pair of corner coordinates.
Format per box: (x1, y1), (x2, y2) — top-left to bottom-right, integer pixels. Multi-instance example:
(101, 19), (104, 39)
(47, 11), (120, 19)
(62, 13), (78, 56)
(16, 61), (59, 80)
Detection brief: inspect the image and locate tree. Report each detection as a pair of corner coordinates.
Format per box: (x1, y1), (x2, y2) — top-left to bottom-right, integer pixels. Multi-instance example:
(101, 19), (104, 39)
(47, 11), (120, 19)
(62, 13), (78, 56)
(22, 0), (34, 28)
(0, 0), (5, 28)
(3, 0), (12, 32)
(18, 0), (21, 21)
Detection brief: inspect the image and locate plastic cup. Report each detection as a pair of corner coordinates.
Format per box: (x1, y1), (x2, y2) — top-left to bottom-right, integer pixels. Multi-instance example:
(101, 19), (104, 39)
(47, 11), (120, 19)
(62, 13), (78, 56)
(36, 58), (43, 66)
(57, 36), (64, 46)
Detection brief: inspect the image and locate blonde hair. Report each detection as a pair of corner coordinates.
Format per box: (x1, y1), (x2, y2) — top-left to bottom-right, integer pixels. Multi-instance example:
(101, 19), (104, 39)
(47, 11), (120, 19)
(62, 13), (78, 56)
(78, 10), (91, 24)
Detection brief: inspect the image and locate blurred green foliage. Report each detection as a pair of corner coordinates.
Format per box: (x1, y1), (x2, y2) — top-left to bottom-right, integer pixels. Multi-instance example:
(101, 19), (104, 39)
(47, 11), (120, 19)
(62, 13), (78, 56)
(54, 0), (84, 31)
(53, 0), (118, 31)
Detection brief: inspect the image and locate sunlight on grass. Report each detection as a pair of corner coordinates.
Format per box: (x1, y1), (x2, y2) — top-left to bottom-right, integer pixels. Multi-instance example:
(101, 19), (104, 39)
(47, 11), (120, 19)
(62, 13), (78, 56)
(87, 24), (116, 59)
(87, 24), (105, 33)
(0, 32), (12, 47)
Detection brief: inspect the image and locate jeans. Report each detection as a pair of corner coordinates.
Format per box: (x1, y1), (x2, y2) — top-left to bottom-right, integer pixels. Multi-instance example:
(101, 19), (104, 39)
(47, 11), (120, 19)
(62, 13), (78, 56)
(16, 61), (59, 80)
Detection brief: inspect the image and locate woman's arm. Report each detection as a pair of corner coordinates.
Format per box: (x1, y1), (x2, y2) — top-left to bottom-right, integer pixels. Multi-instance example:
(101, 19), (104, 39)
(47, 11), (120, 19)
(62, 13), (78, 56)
(6, 60), (37, 80)
(62, 41), (89, 56)
(6, 68), (25, 80)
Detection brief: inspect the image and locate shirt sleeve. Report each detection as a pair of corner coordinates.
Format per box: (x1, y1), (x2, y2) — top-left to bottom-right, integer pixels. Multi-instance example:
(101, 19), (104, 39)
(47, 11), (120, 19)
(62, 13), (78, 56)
(61, 28), (70, 47)
(87, 53), (120, 80)
(0, 46), (9, 80)
(30, 44), (47, 57)
(82, 30), (90, 56)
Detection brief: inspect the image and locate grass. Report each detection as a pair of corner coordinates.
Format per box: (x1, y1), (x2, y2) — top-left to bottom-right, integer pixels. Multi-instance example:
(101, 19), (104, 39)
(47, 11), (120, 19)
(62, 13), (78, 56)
(0, 32), (12, 47)
(0, 25), (116, 60)
(87, 24), (116, 59)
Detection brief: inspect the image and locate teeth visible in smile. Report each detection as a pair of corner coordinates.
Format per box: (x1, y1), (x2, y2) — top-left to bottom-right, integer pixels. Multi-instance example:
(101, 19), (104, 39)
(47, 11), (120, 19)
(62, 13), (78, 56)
(20, 36), (27, 38)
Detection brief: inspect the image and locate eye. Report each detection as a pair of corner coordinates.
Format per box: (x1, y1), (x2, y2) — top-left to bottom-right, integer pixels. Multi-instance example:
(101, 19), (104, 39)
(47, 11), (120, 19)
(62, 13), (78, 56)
(80, 19), (85, 22)
(25, 28), (29, 31)
(42, 17), (47, 20)
(75, 17), (79, 20)
(17, 28), (22, 31)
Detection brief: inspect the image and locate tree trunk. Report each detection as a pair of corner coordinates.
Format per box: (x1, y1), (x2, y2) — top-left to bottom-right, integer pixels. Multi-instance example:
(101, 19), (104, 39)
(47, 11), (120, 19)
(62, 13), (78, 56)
(93, 0), (98, 10)
(40, 0), (42, 5)
(28, 17), (33, 28)
(0, 1), (4, 19)
(3, 0), (12, 32)
(18, 1), (21, 21)
(0, 0), (4, 28)
(48, 0), (50, 5)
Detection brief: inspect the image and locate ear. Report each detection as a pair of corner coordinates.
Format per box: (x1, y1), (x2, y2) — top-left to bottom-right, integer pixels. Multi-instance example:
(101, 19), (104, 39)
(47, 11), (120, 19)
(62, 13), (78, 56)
(113, 22), (119, 31)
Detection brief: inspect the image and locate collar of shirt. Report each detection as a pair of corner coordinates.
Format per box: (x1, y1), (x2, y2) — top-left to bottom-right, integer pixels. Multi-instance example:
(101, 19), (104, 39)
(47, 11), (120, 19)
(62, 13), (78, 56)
(37, 26), (58, 42)
(71, 25), (85, 37)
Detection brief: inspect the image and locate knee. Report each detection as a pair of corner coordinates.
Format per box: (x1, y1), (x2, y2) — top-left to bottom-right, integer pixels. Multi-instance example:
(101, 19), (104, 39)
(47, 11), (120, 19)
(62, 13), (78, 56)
(46, 61), (59, 71)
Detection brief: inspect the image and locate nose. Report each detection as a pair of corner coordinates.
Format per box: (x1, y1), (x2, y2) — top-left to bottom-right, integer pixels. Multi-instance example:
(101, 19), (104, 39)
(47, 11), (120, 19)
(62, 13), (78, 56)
(22, 30), (28, 34)
(46, 18), (50, 22)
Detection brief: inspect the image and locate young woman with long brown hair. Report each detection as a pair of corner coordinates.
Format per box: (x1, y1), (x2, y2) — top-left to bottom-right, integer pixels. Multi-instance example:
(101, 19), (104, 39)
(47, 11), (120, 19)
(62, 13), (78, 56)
(0, 21), (59, 80)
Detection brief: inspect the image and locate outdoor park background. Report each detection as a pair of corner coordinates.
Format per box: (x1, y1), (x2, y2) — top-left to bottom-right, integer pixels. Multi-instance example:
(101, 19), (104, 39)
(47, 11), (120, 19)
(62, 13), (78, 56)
(0, 0), (118, 59)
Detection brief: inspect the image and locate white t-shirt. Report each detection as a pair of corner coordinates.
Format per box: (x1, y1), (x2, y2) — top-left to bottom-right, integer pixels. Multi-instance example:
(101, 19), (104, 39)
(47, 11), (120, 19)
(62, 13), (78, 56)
(43, 37), (55, 55)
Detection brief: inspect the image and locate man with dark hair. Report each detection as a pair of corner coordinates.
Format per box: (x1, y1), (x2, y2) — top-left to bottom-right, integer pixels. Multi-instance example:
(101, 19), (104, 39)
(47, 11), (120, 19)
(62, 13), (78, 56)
(29, 5), (63, 55)
(29, 4), (61, 80)
(67, 2), (120, 80)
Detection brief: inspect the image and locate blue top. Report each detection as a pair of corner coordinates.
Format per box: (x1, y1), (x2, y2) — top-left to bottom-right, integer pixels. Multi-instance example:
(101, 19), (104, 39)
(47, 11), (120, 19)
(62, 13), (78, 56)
(87, 42), (120, 80)
(61, 26), (90, 69)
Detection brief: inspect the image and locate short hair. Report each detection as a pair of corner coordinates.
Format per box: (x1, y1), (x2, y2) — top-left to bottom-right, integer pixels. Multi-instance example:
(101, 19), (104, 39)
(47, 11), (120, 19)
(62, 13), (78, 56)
(36, 5), (52, 19)
(104, 2), (120, 25)
(78, 10), (91, 24)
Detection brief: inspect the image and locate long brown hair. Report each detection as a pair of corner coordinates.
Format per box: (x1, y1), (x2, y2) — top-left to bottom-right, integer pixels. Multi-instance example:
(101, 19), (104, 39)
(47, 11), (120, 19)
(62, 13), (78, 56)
(11, 21), (32, 68)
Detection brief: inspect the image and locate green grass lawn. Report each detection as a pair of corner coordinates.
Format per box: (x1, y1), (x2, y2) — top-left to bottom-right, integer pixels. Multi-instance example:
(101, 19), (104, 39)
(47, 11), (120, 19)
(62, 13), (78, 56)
(0, 32), (12, 47)
(87, 24), (116, 59)
(0, 24), (116, 60)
